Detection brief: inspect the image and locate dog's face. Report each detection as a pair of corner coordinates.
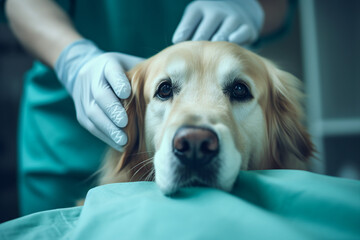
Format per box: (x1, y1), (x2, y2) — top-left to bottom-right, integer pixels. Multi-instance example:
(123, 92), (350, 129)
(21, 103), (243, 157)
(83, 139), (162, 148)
(104, 41), (314, 195)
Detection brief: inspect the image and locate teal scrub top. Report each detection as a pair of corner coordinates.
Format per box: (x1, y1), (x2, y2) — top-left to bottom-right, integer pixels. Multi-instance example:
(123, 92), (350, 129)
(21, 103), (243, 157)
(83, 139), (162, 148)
(18, 0), (191, 216)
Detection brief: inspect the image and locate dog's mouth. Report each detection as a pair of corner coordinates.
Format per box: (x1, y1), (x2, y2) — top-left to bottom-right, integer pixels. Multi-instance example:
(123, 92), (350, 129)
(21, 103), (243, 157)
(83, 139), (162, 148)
(190, 181), (206, 187)
(163, 160), (220, 195)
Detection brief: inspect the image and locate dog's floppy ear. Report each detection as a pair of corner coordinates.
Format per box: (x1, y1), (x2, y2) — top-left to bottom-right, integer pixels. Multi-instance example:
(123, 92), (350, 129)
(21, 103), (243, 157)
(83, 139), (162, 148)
(263, 59), (314, 169)
(115, 62), (149, 172)
(98, 62), (149, 185)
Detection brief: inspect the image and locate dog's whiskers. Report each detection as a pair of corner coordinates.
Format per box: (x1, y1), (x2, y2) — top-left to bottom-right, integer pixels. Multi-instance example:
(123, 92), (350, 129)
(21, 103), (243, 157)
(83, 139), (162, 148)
(127, 157), (153, 172)
(147, 169), (155, 181)
(130, 160), (153, 182)
(141, 168), (155, 182)
(129, 158), (154, 182)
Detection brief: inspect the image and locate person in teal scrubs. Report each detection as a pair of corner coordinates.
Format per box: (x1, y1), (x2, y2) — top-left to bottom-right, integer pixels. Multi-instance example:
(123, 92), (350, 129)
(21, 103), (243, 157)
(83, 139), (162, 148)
(4, 0), (289, 215)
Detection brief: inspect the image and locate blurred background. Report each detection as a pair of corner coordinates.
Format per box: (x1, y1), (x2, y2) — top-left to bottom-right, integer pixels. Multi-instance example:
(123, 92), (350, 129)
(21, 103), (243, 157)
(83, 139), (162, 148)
(0, 0), (359, 223)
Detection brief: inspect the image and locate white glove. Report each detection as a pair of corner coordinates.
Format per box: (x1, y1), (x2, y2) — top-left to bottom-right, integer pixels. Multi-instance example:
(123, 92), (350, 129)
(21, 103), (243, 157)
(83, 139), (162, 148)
(55, 39), (144, 151)
(172, 0), (264, 45)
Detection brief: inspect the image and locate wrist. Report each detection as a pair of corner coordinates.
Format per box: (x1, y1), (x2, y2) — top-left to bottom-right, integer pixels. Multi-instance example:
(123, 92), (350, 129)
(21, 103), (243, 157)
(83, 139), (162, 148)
(55, 39), (103, 94)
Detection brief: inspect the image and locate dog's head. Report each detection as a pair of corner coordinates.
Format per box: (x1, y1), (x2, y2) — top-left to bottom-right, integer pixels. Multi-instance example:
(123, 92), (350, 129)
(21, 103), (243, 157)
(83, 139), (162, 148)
(112, 41), (314, 195)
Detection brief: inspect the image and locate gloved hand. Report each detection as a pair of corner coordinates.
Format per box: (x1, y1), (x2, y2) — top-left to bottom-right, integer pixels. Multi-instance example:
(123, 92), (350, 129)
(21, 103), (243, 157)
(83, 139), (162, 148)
(55, 39), (144, 151)
(173, 0), (264, 45)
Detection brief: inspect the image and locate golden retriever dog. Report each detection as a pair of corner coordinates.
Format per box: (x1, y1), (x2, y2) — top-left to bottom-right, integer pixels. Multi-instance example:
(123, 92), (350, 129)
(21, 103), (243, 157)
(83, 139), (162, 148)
(99, 41), (314, 195)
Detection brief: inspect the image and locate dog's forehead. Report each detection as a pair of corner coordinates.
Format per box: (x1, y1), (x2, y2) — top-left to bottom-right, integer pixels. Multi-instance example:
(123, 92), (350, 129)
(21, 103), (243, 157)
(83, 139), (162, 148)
(164, 51), (244, 79)
(144, 42), (267, 94)
(165, 57), (188, 78)
(153, 43), (243, 74)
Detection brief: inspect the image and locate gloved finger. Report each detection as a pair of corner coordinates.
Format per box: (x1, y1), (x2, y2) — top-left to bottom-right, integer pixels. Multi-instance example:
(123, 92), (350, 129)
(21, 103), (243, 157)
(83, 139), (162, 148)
(228, 24), (256, 45)
(76, 104), (123, 150)
(104, 58), (131, 99)
(84, 119), (123, 151)
(211, 17), (241, 42)
(172, 7), (202, 43)
(192, 15), (223, 41)
(87, 102), (128, 149)
(96, 88), (128, 128)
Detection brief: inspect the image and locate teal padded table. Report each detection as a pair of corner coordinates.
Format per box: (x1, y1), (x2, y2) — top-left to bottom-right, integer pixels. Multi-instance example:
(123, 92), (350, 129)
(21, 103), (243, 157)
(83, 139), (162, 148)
(1, 170), (359, 240)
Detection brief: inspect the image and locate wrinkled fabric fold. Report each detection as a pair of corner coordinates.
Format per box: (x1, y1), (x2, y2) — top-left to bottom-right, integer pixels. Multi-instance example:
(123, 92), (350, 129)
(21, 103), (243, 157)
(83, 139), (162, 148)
(1, 170), (359, 240)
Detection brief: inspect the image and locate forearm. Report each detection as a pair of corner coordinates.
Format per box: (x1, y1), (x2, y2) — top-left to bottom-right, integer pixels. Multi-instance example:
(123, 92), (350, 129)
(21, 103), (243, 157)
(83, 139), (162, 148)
(5, 0), (82, 67)
(258, 0), (288, 36)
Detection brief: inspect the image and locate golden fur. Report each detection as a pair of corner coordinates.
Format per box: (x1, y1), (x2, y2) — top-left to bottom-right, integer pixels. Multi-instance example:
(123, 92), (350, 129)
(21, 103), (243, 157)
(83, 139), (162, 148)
(98, 41), (314, 193)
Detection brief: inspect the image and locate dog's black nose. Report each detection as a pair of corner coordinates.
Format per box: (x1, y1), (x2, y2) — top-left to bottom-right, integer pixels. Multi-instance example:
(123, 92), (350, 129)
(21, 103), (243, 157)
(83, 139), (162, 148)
(173, 127), (219, 168)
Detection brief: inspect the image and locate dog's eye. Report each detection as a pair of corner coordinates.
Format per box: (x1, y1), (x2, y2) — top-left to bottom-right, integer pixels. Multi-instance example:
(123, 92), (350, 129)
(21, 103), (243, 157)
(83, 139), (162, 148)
(156, 82), (173, 100)
(228, 82), (252, 101)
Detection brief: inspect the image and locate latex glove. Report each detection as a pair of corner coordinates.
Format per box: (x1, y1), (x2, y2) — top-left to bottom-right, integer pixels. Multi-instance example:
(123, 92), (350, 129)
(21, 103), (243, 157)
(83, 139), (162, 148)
(173, 0), (264, 45)
(55, 39), (144, 151)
